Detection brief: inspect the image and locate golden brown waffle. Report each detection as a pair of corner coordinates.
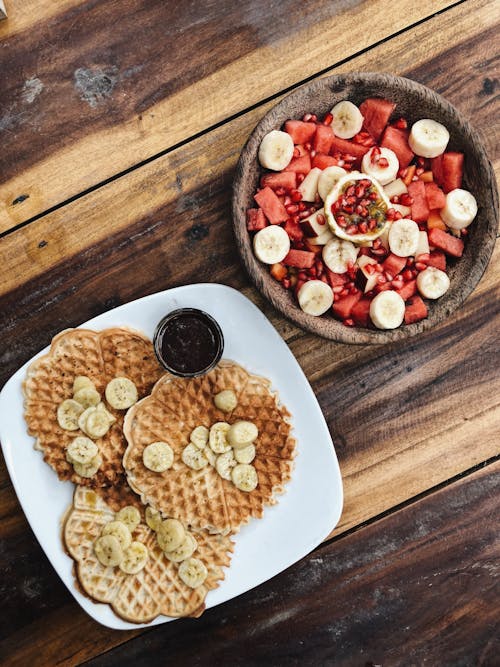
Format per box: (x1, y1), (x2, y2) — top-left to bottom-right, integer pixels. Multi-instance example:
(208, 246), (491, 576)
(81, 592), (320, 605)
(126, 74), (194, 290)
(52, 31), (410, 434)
(23, 327), (163, 487)
(63, 486), (234, 622)
(123, 360), (296, 534)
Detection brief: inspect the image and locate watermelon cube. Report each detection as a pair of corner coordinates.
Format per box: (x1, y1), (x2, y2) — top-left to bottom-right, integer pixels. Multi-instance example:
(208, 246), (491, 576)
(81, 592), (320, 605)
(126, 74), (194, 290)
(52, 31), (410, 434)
(432, 152), (464, 193)
(329, 135), (370, 160)
(283, 154), (312, 174)
(260, 171), (297, 192)
(283, 249), (315, 268)
(382, 253), (407, 277)
(254, 187), (288, 224)
(424, 181), (446, 210)
(312, 153), (339, 169)
(326, 269), (348, 287)
(408, 180), (430, 223)
(428, 227), (464, 257)
(404, 295), (428, 324)
(396, 280), (417, 301)
(427, 250), (446, 271)
(284, 120), (317, 144)
(246, 207), (267, 231)
(359, 98), (396, 141)
(351, 297), (372, 327)
(283, 220), (304, 242)
(380, 126), (414, 168)
(313, 125), (334, 154)
(332, 291), (362, 320)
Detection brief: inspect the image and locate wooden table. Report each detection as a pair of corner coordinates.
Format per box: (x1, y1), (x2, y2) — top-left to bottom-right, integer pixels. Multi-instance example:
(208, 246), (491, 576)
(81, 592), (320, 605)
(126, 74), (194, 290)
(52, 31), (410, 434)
(1, 1), (498, 664)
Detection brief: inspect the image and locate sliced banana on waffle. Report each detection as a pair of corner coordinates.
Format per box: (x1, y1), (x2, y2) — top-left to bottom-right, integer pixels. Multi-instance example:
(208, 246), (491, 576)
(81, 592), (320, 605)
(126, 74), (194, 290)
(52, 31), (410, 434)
(178, 557), (208, 589)
(73, 375), (96, 394)
(115, 506), (141, 532)
(164, 533), (198, 563)
(215, 451), (236, 480)
(145, 506), (163, 532)
(66, 436), (98, 465)
(209, 422), (232, 454)
(73, 387), (101, 409)
(102, 520), (132, 550)
(182, 443), (209, 470)
(143, 441), (174, 472)
(214, 389), (237, 412)
(119, 541), (149, 574)
(234, 443), (256, 464)
(231, 463), (259, 492)
(94, 534), (123, 567)
(157, 518), (185, 552)
(105, 377), (138, 410)
(85, 409), (112, 438)
(227, 421), (258, 448)
(57, 399), (84, 431)
(73, 454), (102, 478)
(190, 425), (209, 450)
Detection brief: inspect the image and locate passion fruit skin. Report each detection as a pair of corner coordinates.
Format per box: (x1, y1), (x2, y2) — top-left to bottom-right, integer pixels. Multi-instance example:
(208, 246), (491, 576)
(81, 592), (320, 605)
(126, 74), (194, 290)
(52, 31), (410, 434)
(324, 172), (391, 244)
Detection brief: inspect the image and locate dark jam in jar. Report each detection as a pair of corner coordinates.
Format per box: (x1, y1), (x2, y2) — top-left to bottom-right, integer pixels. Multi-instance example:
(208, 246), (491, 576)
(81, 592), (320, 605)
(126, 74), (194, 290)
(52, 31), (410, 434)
(153, 308), (224, 377)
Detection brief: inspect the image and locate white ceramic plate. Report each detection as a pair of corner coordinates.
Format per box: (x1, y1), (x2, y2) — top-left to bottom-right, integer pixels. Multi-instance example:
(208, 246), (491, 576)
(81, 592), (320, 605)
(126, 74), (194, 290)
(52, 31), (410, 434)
(0, 283), (343, 630)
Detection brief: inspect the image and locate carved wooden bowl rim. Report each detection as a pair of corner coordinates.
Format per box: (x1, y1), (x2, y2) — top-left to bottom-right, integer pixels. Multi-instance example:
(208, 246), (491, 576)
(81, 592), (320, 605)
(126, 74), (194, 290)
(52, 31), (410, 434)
(232, 72), (498, 344)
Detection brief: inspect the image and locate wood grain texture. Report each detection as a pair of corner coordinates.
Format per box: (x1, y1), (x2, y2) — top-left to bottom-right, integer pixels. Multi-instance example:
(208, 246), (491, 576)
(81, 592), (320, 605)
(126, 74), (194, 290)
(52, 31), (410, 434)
(0, 0), (458, 228)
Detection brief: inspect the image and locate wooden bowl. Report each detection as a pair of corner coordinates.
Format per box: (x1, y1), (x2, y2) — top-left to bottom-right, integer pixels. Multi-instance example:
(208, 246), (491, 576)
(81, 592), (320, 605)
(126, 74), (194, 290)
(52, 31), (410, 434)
(232, 72), (498, 344)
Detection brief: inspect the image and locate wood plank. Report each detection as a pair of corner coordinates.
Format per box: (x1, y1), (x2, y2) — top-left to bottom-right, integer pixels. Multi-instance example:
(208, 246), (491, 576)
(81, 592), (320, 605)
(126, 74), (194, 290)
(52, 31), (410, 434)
(3, 460), (497, 666)
(0, 0), (458, 228)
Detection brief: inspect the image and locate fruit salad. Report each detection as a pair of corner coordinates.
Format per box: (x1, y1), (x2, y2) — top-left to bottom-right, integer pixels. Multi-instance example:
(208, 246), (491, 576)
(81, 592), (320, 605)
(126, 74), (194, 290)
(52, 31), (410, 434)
(246, 97), (477, 329)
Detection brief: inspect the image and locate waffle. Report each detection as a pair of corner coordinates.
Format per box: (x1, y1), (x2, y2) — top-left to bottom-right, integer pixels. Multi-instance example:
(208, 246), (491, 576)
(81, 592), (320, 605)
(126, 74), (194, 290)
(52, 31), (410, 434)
(123, 360), (296, 534)
(23, 327), (163, 487)
(63, 485), (234, 622)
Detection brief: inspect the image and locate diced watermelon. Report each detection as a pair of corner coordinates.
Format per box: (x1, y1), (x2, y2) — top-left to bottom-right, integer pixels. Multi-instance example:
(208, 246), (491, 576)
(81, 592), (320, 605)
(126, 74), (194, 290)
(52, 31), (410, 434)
(396, 280), (417, 301)
(408, 180), (430, 223)
(246, 207), (267, 231)
(427, 209), (447, 230)
(326, 269), (348, 287)
(432, 152), (464, 193)
(424, 182), (446, 210)
(329, 135), (370, 160)
(428, 227), (464, 257)
(283, 220), (304, 242)
(260, 171), (297, 191)
(283, 154), (312, 174)
(359, 98), (396, 141)
(382, 253), (407, 277)
(284, 120), (317, 144)
(404, 295), (428, 324)
(380, 126), (414, 168)
(351, 297), (372, 327)
(313, 125), (334, 154)
(332, 291), (362, 320)
(254, 187), (288, 224)
(270, 263), (288, 281)
(312, 153), (339, 169)
(283, 249), (315, 268)
(427, 250), (446, 271)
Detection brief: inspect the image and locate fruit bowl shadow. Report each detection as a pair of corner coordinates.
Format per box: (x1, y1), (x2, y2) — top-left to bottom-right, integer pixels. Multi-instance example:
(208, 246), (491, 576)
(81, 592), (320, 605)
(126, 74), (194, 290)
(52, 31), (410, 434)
(232, 72), (498, 344)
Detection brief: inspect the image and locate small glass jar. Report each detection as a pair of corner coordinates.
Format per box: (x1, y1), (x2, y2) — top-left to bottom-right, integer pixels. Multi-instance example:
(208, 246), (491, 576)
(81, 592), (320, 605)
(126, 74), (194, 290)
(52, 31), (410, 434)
(153, 308), (224, 378)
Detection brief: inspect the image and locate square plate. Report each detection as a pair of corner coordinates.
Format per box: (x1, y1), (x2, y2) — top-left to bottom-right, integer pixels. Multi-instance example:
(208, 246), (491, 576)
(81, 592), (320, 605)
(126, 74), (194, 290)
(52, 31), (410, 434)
(0, 283), (343, 629)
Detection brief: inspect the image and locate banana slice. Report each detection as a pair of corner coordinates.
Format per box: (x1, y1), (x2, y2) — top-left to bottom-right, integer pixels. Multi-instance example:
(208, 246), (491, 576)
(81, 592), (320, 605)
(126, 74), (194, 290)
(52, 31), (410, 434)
(77, 406), (95, 435)
(73, 387), (101, 409)
(253, 225), (290, 265)
(178, 557), (208, 589)
(73, 454), (102, 478)
(96, 401), (116, 424)
(57, 399), (84, 431)
(94, 534), (123, 567)
(209, 422), (232, 454)
(157, 518), (185, 552)
(440, 189), (477, 230)
(143, 441), (174, 472)
(182, 443), (209, 470)
(119, 541), (149, 574)
(190, 425), (210, 450)
(202, 445), (217, 467)
(215, 451), (236, 480)
(318, 166), (347, 201)
(297, 280), (334, 316)
(73, 375), (96, 394)
(369, 291), (405, 329)
(66, 436), (98, 465)
(214, 389), (238, 412)
(105, 377), (138, 410)
(231, 463), (259, 492)
(322, 237), (359, 274)
(85, 409), (111, 438)
(234, 443), (256, 464)
(145, 506), (163, 532)
(115, 505), (141, 532)
(330, 100), (364, 139)
(102, 520), (132, 550)
(164, 533), (198, 563)
(417, 267), (450, 299)
(258, 130), (294, 171)
(388, 218), (420, 257)
(227, 421), (258, 448)
(361, 147), (399, 185)
(408, 119), (449, 158)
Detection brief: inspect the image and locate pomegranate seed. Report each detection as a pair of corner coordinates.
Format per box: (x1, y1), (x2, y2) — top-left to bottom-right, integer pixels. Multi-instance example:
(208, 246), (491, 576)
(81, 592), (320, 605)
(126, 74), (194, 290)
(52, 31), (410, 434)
(308, 266), (317, 278)
(332, 285), (344, 294)
(386, 208), (396, 221)
(365, 264), (376, 275)
(348, 285), (357, 295)
(394, 211), (403, 220)
(298, 202), (307, 212)
(415, 261), (427, 271)
(365, 290), (375, 298)
(392, 279), (404, 290)
(343, 206), (354, 214)
(317, 265), (324, 277)
(310, 149), (317, 158)
(343, 318), (355, 327)
(297, 173), (305, 184)
(359, 222), (368, 234)
(370, 146), (381, 165)
(284, 196), (292, 205)
(373, 238), (382, 249)
(412, 175), (419, 181)
(374, 263), (384, 273)
(345, 225), (357, 235)
(416, 156), (426, 167)
(282, 278), (291, 289)
(310, 114), (317, 122)
(291, 189), (302, 202)
(377, 274), (387, 284)
(393, 117), (407, 129)
(298, 271), (307, 281)
(285, 204), (299, 214)
(416, 253), (430, 263)
(400, 193), (413, 206)
(402, 269), (414, 281)
(346, 260), (355, 270)
(323, 112), (333, 126)
(333, 293), (339, 302)
(302, 113), (313, 122)
(461, 228), (468, 236)
(293, 147), (300, 159)
(305, 143), (312, 152)
(299, 210), (310, 219)
(416, 167), (424, 176)
(385, 271), (394, 281)
(372, 248), (387, 256)
(316, 213), (326, 225)
(340, 288), (350, 298)
(378, 157), (389, 168)
(398, 167), (408, 179)
(291, 214), (300, 224)
(391, 195), (400, 204)
(369, 191), (378, 201)
(368, 218), (377, 230)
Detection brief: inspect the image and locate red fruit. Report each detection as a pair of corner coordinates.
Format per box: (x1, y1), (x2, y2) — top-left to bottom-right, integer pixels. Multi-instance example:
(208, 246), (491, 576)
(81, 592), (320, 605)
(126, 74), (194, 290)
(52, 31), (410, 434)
(424, 181), (446, 210)
(404, 295), (428, 324)
(351, 297), (372, 327)
(329, 136), (370, 161)
(313, 125), (335, 154)
(284, 154), (312, 174)
(260, 171), (297, 192)
(270, 263), (288, 282)
(359, 98), (396, 141)
(283, 249), (315, 268)
(312, 153), (339, 169)
(382, 253), (407, 277)
(380, 125), (414, 168)
(427, 209), (447, 231)
(426, 250), (446, 271)
(284, 120), (317, 144)
(332, 291), (362, 320)
(431, 152), (464, 193)
(246, 208), (267, 231)
(283, 220), (304, 242)
(407, 180), (430, 223)
(254, 187), (288, 224)
(326, 269), (348, 288)
(396, 280), (417, 301)
(428, 227), (464, 257)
